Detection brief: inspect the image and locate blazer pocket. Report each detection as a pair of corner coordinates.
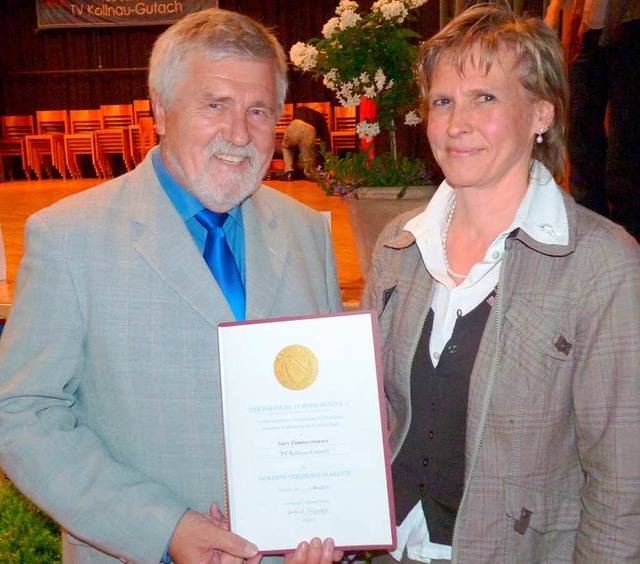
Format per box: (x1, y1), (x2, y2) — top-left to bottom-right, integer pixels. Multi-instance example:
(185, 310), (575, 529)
(504, 479), (580, 534)
(501, 295), (574, 395)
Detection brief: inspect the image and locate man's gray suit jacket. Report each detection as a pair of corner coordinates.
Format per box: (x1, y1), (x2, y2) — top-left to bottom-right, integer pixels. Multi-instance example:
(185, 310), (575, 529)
(0, 152), (342, 563)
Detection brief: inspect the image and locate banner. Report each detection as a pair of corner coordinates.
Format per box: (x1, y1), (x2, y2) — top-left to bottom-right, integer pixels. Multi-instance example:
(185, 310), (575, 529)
(36, 0), (219, 30)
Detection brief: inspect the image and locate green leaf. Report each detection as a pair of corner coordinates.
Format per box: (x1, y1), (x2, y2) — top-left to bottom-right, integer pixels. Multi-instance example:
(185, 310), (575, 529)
(311, 146), (440, 197)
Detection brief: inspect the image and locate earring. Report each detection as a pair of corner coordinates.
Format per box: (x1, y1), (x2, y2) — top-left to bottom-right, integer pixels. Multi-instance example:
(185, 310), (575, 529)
(536, 129), (544, 144)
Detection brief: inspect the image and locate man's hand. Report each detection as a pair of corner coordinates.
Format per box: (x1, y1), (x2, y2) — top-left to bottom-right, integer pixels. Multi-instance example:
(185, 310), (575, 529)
(285, 538), (344, 564)
(168, 506), (259, 564)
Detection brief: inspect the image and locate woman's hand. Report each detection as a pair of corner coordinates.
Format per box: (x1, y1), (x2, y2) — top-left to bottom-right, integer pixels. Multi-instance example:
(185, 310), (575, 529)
(285, 537), (344, 564)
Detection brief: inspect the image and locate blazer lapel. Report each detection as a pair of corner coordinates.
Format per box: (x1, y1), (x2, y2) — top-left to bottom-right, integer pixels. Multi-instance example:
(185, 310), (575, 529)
(242, 186), (288, 319)
(129, 158), (234, 327)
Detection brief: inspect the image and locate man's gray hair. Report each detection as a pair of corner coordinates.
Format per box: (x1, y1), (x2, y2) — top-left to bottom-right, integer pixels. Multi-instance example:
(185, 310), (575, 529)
(149, 8), (288, 114)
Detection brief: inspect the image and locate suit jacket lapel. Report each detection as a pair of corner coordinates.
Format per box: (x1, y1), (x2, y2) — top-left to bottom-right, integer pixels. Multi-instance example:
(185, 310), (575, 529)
(129, 157), (234, 327)
(243, 186), (288, 319)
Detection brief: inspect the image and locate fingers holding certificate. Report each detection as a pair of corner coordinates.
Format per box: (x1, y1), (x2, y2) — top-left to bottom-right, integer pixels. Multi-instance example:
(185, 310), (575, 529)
(218, 311), (396, 554)
(285, 538), (344, 564)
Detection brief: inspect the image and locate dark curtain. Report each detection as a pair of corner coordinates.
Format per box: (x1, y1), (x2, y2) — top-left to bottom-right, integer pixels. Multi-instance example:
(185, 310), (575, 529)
(0, 0), (540, 156)
(0, 0), (443, 115)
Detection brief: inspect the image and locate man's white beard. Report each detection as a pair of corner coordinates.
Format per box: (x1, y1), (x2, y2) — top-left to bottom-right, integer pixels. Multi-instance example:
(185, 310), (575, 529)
(169, 136), (269, 211)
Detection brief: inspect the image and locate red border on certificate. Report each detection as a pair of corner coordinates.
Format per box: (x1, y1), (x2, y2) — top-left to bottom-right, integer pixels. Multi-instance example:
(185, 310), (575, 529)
(218, 310), (396, 554)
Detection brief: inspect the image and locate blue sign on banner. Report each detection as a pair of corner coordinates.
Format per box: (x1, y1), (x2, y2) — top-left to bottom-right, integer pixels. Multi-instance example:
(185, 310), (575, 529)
(36, 0), (219, 30)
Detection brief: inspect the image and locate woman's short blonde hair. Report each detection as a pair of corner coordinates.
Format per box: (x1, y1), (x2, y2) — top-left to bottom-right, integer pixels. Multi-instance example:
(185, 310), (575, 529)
(417, 2), (569, 180)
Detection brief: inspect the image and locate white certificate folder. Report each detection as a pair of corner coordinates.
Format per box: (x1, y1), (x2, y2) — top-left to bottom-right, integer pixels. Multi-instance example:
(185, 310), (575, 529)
(218, 311), (396, 554)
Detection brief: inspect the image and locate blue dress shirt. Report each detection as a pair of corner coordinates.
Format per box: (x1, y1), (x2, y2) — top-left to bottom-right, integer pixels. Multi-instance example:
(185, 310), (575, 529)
(151, 147), (246, 285)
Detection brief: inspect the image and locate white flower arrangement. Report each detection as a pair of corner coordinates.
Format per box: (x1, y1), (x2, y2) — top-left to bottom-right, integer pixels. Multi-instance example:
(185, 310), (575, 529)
(356, 120), (381, 143)
(290, 0), (428, 143)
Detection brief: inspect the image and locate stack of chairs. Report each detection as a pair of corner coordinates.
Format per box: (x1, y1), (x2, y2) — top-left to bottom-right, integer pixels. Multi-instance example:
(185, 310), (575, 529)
(135, 116), (157, 164)
(274, 103), (294, 145)
(64, 109), (104, 179)
(1, 98), (160, 181)
(0, 115), (35, 181)
(24, 110), (69, 180)
(132, 98), (152, 123)
(128, 99), (157, 166)
(93, 104), (134, 178)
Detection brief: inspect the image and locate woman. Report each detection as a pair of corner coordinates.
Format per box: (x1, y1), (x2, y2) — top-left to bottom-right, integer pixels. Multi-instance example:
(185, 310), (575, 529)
(363, 3), (640, 563)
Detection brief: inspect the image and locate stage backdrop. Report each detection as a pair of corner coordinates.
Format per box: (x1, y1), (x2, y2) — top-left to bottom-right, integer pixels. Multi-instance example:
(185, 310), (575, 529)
(36, 0), (218, 29)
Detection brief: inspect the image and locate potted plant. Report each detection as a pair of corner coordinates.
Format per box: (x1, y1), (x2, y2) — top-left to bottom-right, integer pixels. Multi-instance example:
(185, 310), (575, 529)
(315, 145), (439, 277)
(289, 0), (441, 277)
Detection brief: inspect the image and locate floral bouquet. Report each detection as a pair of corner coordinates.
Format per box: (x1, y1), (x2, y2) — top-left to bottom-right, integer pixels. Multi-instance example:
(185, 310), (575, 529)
(289, 0), (428, 144)
(289, 0), (440, 196)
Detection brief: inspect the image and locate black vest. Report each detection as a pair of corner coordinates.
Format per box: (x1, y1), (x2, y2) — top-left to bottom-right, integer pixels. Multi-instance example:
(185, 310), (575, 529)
(391, 290), (494, 545)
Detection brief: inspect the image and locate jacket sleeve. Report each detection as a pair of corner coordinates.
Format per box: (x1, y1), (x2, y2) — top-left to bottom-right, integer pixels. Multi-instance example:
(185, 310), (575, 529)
(320, 211), (343, 313)
(0, 213), (188, 564)
(572, 227), (640, 561)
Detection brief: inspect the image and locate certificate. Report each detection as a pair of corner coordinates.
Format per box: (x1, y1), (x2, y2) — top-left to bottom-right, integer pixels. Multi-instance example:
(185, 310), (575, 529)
(218, 311), (396, 553)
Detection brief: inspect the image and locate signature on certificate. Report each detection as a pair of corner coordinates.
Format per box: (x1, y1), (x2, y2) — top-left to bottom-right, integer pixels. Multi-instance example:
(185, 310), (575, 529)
(288, 502), (330, 518)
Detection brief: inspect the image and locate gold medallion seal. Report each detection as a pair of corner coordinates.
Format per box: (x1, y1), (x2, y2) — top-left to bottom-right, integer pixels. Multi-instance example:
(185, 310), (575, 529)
(273, 344), (319, 391)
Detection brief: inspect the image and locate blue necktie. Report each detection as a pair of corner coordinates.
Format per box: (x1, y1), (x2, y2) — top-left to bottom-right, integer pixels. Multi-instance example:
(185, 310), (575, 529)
(195, 209), (246, 321)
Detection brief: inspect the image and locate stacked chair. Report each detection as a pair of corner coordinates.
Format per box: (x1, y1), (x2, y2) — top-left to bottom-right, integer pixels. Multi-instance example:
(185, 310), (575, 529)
(132, 98), (152, 123)
(330, 106), (357, 154)
(64, 109), (104, 179)
(0, 115), (35, 181)
(24, 110), (69, 180)
(93, 104), (134, 178)
(274, 103), (294, 145)
(128, 99), (156, 166)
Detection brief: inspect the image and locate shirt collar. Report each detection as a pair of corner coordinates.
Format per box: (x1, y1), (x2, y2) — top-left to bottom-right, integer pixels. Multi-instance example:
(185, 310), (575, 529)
(404, 160), (568, 287)
(151, 146), (243, 227)
(513, 160), (569, 245)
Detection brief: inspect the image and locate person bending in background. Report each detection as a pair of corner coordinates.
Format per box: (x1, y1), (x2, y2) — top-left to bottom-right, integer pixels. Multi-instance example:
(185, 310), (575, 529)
(282, 106), (331, 181)
(364, 3), (640, 563)
(545, 0), (640, 242)
(0, 8), (343, 564)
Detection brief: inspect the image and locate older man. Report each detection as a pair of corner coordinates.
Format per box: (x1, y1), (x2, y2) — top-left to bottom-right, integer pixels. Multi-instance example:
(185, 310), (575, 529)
(0, 8), (342, 564)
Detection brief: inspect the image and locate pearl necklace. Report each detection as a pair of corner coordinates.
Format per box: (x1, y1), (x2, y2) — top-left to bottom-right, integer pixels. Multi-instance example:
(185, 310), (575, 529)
(442, 200), (468, 280)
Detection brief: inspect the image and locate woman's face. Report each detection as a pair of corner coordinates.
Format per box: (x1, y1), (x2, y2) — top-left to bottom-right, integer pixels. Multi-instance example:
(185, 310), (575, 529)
(425, 44), (553, 194)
